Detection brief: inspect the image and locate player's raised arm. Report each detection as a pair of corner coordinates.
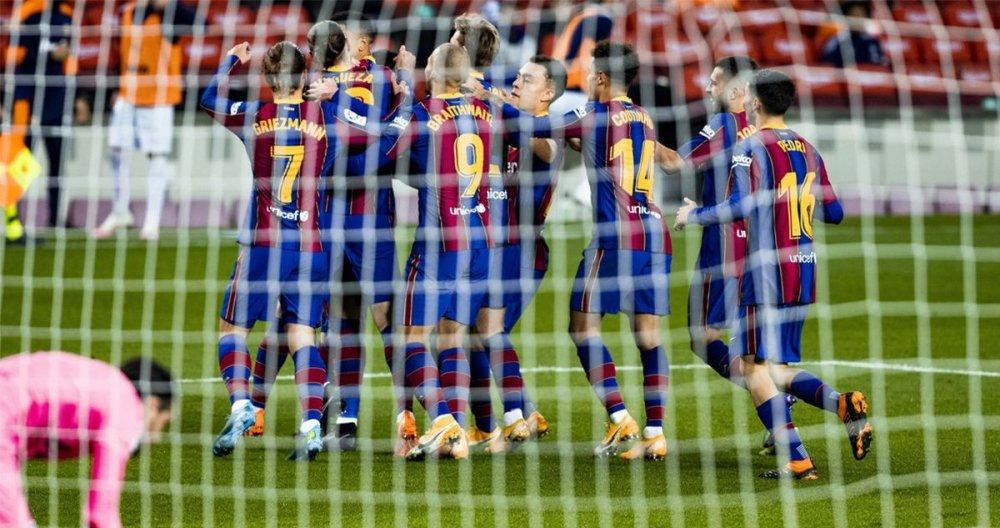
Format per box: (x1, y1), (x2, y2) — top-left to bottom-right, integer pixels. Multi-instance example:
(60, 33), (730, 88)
(815, 156), (844, 225)
(199, 43), (258, 135)
(675, 143), (756, 230)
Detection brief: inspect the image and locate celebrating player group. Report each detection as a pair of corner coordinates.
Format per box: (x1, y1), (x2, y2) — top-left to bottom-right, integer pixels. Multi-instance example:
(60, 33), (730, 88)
(201, 12), (873, 479)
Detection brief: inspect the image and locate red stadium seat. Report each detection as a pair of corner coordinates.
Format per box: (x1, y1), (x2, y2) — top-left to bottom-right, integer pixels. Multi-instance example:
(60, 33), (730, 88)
(958, 65), (999, 98)
(712, 37), (761, 62)
(681, 4), (731, 34)
(920, 38), (973, 65)
(258, 4), (312, 40)
(180, 36), (224, 71)
(845, 64), (896, 102)
(682, 66), (711, 101)
(205, 4), (255, 38)
(901, 63), (950, 104)
(881, 35), (922, 64)
(788, 66), (846, 103)
(75, 35), (119, 75)
(759, 31), (814, 65)
(942, 4), (987, 29)
(625, 6), (682, 57)
(893, 4), (938, 26)
(734, 6), (786, 33)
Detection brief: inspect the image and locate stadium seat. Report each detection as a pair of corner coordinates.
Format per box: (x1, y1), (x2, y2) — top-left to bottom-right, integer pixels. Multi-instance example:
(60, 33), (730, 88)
(920, 38), (973, 66)
(901, 63), (950, 104)
(75, 35), (119, 75)
(759, 31), (814, 65)
(957, 64), (998, 100)
(734, 7), (786, 34)
(257, 4), (313, 40)
(845, 64), (896, 103)
(711, 37), (761, 62)
(681, 3), (731, 34)
(892, 4), (939, 26)
(682, 66), (710, 101)
(942, 4), (986, 29)
(624, 6), (681, 57)
(205, 4), (255, 38)
(180, 36), (224, 72)
(788, 65), (846, 104)
(880, 35), (922, 64)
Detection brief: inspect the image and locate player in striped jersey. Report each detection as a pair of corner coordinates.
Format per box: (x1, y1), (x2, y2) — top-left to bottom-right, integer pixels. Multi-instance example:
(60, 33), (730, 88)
(382, 42), (507, 460)
(244, 19), (414, 452)
(200, 41), (402, 461)
(464, 56), (566, 452)
(676, 69), (872, 479)
(499, 42), (673, 459)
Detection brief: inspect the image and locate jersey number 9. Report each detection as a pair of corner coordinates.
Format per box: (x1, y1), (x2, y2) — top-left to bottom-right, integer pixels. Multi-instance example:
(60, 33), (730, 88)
(454, 133), (485, 198)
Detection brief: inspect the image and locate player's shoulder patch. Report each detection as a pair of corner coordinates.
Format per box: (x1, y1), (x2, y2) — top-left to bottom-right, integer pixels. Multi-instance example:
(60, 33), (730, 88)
(342, 107), (368, 127)
(698, 124), (716, 140)
(573, 102), (595, 119)
(229, 102), (244, 115)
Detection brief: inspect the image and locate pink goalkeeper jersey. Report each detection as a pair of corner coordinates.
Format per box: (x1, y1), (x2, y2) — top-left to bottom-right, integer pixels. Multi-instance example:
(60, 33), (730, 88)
(0, 352), (144, 528)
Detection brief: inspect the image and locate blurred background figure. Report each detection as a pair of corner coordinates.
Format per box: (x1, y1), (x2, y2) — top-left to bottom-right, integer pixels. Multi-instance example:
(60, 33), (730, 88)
(91, 0), (196, 241)
(4, 0), (74, 242)
(815, 1), (885, 67)
(0, 352), (174, 528)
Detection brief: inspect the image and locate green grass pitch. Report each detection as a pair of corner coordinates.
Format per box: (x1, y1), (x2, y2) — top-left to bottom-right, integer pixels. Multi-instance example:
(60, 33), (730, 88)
(2, 215), (999, 527)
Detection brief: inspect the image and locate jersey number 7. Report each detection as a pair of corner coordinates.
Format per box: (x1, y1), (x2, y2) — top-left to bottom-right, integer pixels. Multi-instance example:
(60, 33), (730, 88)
(271, 145), (305, 204)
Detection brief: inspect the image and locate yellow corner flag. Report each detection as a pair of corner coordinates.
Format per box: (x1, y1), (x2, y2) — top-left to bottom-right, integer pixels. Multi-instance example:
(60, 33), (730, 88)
(0, 133), (41, 208)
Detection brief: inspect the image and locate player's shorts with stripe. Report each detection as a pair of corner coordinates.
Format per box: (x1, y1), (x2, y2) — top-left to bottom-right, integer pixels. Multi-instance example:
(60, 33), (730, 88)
(399, 248), (490, 327)
(220, 245), (330, 329)
(687, 269), (737, 329)
(108, 99), (174, 154)
(570, 248), (671, 316)
(488, 240), (550, 332)
(340, 214), (397, 305)
(732, 303), (809, 363)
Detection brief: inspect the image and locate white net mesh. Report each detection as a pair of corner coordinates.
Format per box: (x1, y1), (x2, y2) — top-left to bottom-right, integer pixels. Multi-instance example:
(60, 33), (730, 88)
(1, 0), (998, 527)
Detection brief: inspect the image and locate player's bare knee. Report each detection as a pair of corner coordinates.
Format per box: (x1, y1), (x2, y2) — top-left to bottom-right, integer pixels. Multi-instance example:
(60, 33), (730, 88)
(370, 301), (391, 332)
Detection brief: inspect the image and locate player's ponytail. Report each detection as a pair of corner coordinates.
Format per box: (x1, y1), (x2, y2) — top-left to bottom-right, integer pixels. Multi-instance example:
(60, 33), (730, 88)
(307, 20), (348, 70)
(262, 41), (307, 96)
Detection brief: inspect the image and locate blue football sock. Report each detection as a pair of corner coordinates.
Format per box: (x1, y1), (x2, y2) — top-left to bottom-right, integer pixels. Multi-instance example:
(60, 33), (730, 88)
(787, 370), (841, 415)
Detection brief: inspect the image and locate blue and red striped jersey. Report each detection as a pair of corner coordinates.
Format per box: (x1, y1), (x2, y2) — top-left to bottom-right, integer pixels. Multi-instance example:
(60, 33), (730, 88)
(678, 111), (756, 276)
(527, 97), (671, 254)
(388, 94), (494, 253)
(201, 54), (388, 252)
(498, 123), (563, 247)
(690, 127), (844, 306)
(321, 58), (402, 218)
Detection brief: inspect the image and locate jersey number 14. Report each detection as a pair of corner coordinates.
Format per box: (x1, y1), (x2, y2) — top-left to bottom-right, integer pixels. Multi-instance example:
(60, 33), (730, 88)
(611, 138), (654, 198)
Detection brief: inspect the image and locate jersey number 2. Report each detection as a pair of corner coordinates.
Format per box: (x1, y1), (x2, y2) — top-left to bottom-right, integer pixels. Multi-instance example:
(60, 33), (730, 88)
(611, 138), (654, 198)
(271, 145), (305, 204)
(455, 133), (484, 198)
(777, 171), (816, 239)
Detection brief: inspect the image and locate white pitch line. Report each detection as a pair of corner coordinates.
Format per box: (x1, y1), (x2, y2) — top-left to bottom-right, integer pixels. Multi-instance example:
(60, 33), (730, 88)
(176, 360), (1000, 384)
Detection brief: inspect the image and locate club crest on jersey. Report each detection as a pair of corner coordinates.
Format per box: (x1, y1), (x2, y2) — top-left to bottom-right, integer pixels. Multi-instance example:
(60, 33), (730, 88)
(449, 203), (487, 216)
(267, 205), (310, 223)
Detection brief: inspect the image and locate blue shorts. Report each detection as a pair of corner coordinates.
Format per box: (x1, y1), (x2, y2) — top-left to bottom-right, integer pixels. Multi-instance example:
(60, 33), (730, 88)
(220, 245), (330, 329)
(687, 269), (737, 329)
(570, 249), (671, 316)
(399, 248), (491, 327)
(732, 304), (809, 363)
(333, 214), (397, 305)
(489, 241), (549, 332)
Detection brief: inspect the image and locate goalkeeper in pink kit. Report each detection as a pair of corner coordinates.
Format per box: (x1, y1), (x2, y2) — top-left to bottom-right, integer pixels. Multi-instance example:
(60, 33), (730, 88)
(0, 352), (174, 528)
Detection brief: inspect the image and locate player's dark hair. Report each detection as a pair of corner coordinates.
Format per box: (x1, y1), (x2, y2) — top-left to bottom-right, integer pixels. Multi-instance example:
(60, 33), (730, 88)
(453, 13), (500, 69)
(262, 41), (307, 94)
(306, 20), (347, 70)
(530, 55), (567, 100)
(121, 357), (175, 411)
(714, 56), (758, 81)
(750, 69), (797, 116)
(592, 40), (639, 87)
(331, 11), (374, 39)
